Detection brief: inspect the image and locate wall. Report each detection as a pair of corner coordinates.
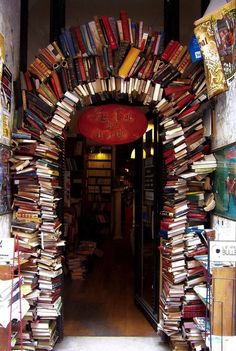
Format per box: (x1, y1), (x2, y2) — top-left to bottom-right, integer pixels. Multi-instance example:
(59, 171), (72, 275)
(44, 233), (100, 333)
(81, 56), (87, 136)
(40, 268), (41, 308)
(212, 81), (236, 241)
(27, 0), (202, 65)
(201, 0), (236, 241)
(28, 0), (50, 65)
(0, 0), (21, 238)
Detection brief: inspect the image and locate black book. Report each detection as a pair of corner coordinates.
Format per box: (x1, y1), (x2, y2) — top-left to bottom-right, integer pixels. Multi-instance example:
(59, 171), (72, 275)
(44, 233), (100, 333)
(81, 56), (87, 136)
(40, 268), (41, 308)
(67, 57), (78, 89)
(13, 78), (23, 109)
(26, 91), (55, 115)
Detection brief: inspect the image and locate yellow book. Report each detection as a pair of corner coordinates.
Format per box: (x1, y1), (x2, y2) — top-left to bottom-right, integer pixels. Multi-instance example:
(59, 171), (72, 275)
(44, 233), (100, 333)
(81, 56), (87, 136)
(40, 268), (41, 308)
(118, 47), (141, 78)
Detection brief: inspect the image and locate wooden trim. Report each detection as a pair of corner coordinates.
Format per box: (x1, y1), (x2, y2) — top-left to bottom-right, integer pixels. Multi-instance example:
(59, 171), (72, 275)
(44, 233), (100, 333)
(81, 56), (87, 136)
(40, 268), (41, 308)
(164, 0), (180, 46)
(50, 0), (65, 42)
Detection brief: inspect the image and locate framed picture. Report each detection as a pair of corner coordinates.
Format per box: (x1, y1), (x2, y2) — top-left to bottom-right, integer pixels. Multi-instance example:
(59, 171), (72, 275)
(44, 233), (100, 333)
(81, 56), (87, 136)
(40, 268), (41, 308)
(213, 142), (236, 220)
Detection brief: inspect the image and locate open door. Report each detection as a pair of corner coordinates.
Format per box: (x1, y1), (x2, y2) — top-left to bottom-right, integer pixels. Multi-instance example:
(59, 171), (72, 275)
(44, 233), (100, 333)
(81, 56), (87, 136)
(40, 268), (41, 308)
(134, 112), (161, 330)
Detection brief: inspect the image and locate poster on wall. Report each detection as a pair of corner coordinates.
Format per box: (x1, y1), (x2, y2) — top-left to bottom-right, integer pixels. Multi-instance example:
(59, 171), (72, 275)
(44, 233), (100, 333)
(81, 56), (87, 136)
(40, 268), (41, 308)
(0, 144), (11, 214)
(213, 143), (236, 220)
(194, 0), (236, 98)
(0, 63), (12, 145)
(211, 1), (236, 83)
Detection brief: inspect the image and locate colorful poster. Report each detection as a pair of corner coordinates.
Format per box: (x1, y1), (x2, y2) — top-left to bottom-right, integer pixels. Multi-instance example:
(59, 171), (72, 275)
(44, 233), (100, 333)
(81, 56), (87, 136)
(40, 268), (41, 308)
(0, 63), (12, 145)
(211, 1), (236, 83)
(213, 143), (236, 220)
(194, 1), (236, 97)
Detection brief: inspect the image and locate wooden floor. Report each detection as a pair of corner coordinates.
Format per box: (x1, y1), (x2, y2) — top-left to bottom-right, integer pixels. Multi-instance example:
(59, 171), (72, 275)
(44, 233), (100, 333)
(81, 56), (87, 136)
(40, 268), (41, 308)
(63, 236), (156, 336)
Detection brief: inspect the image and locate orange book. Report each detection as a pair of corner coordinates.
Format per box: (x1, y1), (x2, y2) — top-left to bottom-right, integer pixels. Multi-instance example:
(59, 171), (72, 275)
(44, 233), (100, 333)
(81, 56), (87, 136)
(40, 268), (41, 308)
(118, 47), (141, 78)
(51, 70), (63, 99)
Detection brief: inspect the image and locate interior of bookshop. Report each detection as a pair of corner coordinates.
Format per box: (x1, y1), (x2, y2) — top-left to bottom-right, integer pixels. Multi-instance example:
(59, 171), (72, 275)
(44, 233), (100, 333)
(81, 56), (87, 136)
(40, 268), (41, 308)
(0, 0), (236, 351)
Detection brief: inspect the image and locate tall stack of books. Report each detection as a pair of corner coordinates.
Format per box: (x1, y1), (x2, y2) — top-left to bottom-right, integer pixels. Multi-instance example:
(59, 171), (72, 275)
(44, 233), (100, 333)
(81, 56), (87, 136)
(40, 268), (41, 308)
(157, 45), (215, 350)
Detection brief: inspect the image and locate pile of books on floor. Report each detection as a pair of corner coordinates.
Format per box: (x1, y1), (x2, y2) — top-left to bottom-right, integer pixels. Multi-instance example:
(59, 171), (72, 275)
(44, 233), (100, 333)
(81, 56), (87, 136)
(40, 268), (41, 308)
(67, 241), (97, 280)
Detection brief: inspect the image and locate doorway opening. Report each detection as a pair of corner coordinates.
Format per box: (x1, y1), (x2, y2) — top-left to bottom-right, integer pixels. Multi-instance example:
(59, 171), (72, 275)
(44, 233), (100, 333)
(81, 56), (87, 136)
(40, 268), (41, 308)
(63, 126), (157, 337)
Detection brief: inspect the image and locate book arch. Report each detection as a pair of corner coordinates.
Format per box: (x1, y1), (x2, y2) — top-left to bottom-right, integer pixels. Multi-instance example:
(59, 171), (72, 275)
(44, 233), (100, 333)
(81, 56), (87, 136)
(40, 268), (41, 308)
(11, 10), (215, 351)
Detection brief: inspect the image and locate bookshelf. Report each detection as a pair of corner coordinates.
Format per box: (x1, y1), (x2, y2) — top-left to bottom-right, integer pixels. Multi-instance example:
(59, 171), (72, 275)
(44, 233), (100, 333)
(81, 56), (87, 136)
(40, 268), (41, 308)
(86, 148), (112, 229)
(65, 135), (84, 203)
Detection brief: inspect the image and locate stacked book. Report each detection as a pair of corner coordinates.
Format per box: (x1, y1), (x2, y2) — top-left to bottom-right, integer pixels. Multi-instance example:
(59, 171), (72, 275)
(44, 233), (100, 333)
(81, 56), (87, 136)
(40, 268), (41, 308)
(67, 241), (96, 280)
(157, 44), (215, 350)
(16, 10), (210, 130)
(10, 9), (215, 351)
(31, 319), (58, 350)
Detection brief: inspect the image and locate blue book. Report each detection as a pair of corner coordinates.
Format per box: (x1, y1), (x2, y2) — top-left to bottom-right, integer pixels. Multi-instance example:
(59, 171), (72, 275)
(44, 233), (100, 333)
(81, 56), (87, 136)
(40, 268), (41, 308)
(102, 46), (111, 73)
(86, 24), (97, 55)
(12, 132), (31, 139)
(63, 28), (77, 58)
(25, 109), (45, 129)
(80, 25), (94, 56)
(59, 33), (70, 57)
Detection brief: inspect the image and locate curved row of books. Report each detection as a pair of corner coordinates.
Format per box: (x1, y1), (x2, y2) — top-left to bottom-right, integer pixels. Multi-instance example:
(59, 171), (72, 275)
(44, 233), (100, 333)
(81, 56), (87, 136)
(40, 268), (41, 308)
(156, 56), (216, 350)
(10, 9), (214, 351)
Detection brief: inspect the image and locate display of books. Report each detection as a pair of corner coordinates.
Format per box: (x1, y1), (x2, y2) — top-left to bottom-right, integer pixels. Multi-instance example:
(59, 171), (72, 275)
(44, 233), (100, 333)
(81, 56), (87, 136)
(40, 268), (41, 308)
(7, 7), (218, 350)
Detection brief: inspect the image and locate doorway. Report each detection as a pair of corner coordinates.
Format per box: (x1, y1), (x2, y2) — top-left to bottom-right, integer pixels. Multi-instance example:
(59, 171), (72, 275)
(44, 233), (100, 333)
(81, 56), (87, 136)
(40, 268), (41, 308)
(63, 136), (157, 337)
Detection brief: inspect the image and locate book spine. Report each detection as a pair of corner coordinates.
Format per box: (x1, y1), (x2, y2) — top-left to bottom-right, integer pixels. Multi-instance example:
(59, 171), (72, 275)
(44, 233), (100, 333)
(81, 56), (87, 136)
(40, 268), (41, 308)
(88, 21), (103, 55)
(63, 28), (77, 58)
(116, 20), (124, 42)
(86, 23), (98, 55)
(108, 17), (119, 46)
(58, 33), (70, 57)
(94, 15), (106, 46)
(161, 40), (179, 61)
(69, 27), (81, 56)
(50, 70), (63, 99)
(74, 27), (87, 56)
(118, 47), (141, 78)
(120, 10), (130, 42)
(53, 63), (67, 93)
(77, 57), (87, 81)
(61, 60), (73, 91)
(67, 57), (78, 89)
(80, 24), (95, 56)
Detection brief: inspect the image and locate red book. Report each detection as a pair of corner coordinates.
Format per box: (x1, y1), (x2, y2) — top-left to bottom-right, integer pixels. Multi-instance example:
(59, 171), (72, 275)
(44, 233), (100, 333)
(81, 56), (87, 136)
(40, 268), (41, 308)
(50, 76), (60, 100)
(74, 26), (87, 55)
(178, 104), (200, 120)
(161, 40), (179, 61)
(51, 71), (63, 99)
(185, 128), (204, 145)
(165, 85), (191, 97)
(77, 57), (87, 81)
(163, 148), (174, 159)
(24, 71), (33, 91)
(25, 116), (45, 133)
(176, 93), (195, 109)
(168, 42), (182, 62)
(101, 16), (118, 49)
(120, 10), (130, 42)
